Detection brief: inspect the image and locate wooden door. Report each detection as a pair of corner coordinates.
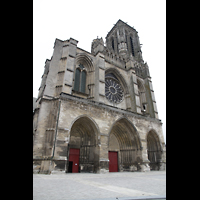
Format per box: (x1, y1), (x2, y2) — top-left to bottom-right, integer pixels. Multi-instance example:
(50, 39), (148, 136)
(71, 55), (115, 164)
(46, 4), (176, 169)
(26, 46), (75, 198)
(69, 148), (80, 173)
(109, 151), (118, 172)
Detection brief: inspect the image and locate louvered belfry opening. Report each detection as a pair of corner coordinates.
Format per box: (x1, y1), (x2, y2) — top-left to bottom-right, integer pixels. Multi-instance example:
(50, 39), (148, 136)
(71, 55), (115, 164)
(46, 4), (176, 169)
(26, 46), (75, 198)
(130, 36), (135, 56)
(108, 118), (142, 172)
(68, 116), (99, 173)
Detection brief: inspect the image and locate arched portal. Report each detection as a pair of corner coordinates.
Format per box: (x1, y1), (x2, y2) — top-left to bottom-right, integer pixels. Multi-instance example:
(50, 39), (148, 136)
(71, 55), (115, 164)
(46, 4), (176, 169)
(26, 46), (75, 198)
(147, 130), (162, 170)
(68, 116), (99, 173)
(108, 118), (142, 172)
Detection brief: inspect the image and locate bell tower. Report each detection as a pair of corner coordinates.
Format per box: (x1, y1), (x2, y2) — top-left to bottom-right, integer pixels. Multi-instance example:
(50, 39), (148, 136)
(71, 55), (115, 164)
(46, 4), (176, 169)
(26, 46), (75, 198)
(117, 27), (128, 58)
(105, 19), (143, 63)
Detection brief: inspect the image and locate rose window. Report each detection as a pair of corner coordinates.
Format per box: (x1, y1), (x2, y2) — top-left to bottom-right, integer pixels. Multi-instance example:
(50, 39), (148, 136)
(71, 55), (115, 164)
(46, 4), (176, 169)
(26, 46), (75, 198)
(105, 74), (124, 103)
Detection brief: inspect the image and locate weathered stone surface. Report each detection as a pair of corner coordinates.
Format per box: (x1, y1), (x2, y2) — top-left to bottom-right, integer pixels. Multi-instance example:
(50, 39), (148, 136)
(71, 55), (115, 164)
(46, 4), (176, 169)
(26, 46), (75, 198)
(33, 19), (165, 174)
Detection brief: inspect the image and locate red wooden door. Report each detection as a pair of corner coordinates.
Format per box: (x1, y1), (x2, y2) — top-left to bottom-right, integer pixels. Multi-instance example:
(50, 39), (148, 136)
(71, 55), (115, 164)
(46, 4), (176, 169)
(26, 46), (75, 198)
(69, 148), (80, 173)
(109, 151), (118, 172)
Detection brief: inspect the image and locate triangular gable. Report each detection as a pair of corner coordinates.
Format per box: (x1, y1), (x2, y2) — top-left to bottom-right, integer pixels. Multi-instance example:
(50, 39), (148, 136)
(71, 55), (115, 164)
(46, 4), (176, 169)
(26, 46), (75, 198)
(106, 19), (136, 39)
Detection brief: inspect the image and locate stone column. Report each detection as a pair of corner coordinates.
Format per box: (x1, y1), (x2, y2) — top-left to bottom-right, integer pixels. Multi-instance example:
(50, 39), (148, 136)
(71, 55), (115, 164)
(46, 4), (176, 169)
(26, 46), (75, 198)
(94, 52), (105, 103)
(99, 134), (109, 173)
(139, 142), (150, 172)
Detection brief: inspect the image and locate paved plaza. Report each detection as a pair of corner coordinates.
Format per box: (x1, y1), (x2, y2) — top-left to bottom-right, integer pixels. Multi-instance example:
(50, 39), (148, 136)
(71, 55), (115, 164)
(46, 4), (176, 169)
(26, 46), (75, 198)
(33, 171), (166, 200)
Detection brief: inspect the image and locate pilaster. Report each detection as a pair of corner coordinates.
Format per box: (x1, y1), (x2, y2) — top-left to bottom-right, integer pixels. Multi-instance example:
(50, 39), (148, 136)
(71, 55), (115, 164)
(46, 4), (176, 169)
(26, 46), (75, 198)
(38, 59), (50, 99)
(98, 133), (109, 173)
(129, 68), (141, 113)
(139, 141), (150, 172)
(44, 39), (63, 97)
(144, 76), (159, 118)
(61, 38), (78, 95)
(94, 52), (105, 103)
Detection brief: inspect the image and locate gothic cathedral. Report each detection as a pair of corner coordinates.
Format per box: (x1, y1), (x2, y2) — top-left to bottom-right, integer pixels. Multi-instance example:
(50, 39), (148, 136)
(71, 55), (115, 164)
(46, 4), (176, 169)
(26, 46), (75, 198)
(33, 19), (166, 174)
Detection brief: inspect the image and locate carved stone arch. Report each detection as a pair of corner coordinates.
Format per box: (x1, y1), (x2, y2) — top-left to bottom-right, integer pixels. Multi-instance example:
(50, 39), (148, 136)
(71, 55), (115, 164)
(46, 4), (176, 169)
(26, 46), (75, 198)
(69, 114), (100, 143)
(73, 54), (94, 95)
(146, 129), (163, 170)
(68, 115), (100, 173)
(108, 117), (142, 149)
(108, 117), (143, 171)
(75, 53), (94, 72)
(146, 129), (163, 151)
(105, 68), (129, 95)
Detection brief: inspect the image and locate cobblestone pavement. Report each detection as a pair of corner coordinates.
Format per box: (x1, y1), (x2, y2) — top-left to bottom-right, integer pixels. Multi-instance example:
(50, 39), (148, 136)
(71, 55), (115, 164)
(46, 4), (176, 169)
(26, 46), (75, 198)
(33, 171), (166, 200)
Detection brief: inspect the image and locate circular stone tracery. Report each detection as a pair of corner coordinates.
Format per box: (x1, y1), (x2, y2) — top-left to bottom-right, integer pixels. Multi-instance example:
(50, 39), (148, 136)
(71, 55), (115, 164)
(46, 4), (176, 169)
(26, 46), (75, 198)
(105, 78), (124, 103)
(110, 86), (116, 94)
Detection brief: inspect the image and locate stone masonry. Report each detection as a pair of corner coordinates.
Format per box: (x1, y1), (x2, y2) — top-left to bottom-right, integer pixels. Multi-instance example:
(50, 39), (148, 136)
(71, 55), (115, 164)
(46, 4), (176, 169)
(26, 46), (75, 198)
(33, 19), (166, 174)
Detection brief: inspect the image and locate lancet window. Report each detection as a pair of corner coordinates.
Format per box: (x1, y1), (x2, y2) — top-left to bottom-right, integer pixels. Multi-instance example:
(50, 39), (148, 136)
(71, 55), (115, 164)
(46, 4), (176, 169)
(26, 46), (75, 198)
(74, 64), (86, 93)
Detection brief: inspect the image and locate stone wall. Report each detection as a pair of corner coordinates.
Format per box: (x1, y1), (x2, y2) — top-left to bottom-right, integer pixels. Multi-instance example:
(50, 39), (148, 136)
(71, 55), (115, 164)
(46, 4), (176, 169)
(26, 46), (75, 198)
(51, 93), (165, 173)
(33, 20), (165, 174)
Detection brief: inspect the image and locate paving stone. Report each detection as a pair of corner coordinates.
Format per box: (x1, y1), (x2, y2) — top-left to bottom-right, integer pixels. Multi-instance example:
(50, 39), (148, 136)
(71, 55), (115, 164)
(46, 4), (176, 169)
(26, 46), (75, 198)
(33, 171), (166, 200)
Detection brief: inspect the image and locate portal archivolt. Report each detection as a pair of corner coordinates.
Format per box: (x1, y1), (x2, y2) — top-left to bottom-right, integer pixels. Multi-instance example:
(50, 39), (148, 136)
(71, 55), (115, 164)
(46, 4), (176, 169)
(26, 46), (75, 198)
(147, 130), (162, 170)
(68, 116), (99, 173)
(108, 118), (142, 171)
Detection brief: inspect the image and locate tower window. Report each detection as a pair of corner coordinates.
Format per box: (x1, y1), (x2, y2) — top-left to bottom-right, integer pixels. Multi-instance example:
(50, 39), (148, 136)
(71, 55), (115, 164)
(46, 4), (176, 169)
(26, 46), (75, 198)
(74, 64), (86, 93)
(74, 68), (80, 91)
(130, 37), (135, 56)
(112, 39), (115, 51)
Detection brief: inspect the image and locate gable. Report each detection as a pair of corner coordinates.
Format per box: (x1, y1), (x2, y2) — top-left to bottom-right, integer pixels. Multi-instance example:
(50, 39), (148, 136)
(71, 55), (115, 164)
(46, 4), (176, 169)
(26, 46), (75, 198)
(106, 19), (136, 39)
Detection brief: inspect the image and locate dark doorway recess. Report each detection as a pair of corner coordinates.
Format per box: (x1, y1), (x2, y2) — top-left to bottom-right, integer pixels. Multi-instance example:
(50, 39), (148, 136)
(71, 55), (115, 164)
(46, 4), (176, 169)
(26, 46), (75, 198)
(68, 161), (73, 173)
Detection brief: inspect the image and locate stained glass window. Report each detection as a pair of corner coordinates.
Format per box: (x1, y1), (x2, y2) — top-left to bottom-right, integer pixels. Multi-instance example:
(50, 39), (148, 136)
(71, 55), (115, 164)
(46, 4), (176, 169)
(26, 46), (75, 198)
(74, 68), (80, 92)
(80, 70), (86, 93)
(74, 64), (86, 93)
(105, 73), (124, 103)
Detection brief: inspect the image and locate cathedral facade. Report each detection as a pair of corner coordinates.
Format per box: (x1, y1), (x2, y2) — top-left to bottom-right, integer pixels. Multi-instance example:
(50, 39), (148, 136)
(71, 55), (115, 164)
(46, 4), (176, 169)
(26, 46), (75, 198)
(33, 19), (166, 174)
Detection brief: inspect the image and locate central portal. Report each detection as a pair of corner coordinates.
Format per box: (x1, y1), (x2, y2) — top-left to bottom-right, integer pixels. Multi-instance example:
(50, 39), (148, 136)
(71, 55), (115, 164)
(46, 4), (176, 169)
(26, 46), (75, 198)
(108, 118), (142, 172)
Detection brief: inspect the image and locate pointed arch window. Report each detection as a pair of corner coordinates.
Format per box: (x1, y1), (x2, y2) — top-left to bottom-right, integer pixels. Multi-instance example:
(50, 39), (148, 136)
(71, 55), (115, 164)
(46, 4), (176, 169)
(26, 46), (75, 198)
(112, 38), (115, 51)
(130, 37), (135, 56)
(74, 64), (86, 93)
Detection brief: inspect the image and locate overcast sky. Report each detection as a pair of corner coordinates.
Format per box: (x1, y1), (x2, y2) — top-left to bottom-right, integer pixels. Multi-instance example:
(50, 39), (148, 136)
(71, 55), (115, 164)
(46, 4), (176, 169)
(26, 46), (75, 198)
(33, 0), (166, 143)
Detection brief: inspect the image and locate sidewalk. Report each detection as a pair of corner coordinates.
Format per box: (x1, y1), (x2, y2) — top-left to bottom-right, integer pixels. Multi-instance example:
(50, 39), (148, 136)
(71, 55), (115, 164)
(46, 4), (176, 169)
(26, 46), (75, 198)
(33, 171), (166, 200)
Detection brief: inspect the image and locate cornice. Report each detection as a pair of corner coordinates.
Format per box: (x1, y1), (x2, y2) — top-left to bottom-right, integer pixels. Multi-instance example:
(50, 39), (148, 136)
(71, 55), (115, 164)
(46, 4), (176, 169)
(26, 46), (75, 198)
(59, 92), (162, 124)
